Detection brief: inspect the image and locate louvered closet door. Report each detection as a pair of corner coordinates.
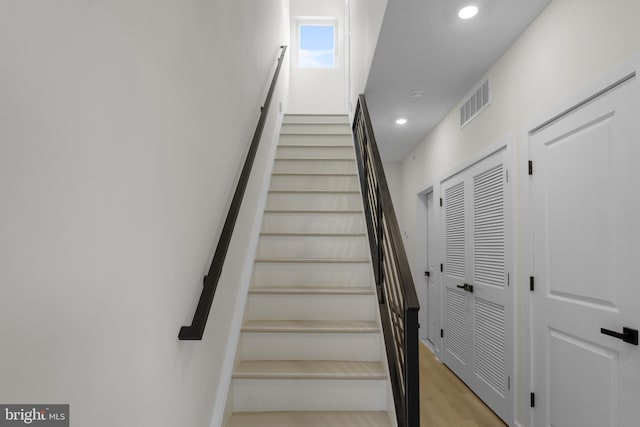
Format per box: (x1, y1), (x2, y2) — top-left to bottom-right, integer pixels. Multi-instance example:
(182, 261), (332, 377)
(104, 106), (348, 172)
(441, 148), (511, 423)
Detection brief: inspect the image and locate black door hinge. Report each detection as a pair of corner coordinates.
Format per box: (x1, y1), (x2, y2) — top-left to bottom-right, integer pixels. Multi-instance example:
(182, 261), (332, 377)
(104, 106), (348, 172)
(440, 329), (444, 338)
(528, 160), (533, 175)
(530, 276), (535, 291)
(425, 271), (430, 277)
(530, 392), (535, 408)
(440, 198), (443, 207)
(440, 263), (444, 272)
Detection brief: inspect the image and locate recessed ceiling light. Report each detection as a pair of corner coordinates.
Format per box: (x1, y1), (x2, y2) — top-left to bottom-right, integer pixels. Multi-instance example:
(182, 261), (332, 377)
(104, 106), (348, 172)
(396, 118), (407, 125)
(458, 5), (479, 20)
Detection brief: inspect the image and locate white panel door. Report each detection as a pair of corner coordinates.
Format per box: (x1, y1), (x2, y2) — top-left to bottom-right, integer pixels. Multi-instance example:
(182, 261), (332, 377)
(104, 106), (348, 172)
(531, 74), (640, 427)
(441, 148), (512, 423)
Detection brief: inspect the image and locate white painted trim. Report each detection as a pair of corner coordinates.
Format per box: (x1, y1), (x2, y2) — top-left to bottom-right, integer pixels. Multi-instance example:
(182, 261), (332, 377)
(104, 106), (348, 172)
(517, 120), (534, 427)
(526, 53), (640, 134)
(416, 184), (444, 359)
(439, 136), (510, 183)
(504, 134), (516, 427)
(344, 0), (351, 116)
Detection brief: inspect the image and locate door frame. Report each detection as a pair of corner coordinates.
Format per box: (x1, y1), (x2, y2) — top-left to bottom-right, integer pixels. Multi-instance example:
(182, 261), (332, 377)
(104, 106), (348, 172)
(417, 185), (441, 357)
(522, 54), (640, 427)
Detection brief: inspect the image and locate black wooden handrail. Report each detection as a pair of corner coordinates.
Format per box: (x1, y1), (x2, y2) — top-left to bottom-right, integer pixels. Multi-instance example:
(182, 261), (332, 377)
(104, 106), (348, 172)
(352, 94), (420, 426)
(179, 45), (287, 340)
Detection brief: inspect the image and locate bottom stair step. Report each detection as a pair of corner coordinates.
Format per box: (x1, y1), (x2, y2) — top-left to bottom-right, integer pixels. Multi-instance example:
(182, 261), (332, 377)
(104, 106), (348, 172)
(225, 411), (392, 427)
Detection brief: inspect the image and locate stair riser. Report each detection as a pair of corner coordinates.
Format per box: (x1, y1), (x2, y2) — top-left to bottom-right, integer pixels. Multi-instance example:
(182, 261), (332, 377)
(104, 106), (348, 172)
(273, 159), (357, 174)
(266, 193), (361, 211)
(256, 235), (368, 259)
(279, 134), (353, 146)
(283, 115), (349, 124)
(281, 123), (351, 134)
(276, 146), (355, 160)
(241, 332), (381, 361)
(246, 293), (377, 321)
(261, 212), (365, 234)
(233, 378), (387, 412)
(270, 175), (359, 191)
(252, 262), (372, 287)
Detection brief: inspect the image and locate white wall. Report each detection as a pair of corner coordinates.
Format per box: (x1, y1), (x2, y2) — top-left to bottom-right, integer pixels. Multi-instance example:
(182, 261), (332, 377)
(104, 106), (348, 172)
(0, 1), (289, 427)
(348, 0), (387, 117)
(288, 0), (347, 114)
(394, 0), (640, 425)
(382, 162), (402, 218)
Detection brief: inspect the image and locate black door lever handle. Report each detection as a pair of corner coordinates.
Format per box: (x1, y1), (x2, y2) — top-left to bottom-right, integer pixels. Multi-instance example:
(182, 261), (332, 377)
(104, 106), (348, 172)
(456, 284), (474, 293)
(600, 327), (638, 345)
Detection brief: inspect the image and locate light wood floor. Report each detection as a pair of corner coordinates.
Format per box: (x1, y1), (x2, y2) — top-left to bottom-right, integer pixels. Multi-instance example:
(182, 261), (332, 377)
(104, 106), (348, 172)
(419, 342), (506, 427)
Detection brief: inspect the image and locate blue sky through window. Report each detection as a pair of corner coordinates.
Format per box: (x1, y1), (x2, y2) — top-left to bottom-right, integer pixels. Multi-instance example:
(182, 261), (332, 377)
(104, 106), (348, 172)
(299, 25), (335, 68)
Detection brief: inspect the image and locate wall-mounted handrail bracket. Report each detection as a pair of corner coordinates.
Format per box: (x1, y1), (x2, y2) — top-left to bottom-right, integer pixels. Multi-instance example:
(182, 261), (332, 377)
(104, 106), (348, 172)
(178, 45), (287, 341)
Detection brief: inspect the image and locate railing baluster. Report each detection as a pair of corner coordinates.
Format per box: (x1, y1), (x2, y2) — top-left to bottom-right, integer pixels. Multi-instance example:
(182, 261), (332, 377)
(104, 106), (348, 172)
(352, 95), (420, 427)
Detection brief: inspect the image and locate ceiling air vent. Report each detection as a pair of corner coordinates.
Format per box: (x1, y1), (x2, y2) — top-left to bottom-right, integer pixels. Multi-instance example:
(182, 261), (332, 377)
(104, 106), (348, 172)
(460, 80), (490, 128)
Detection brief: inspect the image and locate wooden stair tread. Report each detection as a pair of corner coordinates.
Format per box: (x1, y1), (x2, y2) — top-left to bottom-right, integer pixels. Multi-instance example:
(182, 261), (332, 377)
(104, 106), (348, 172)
(255, 258), (369, 263)
(233, 360), (385, 379)
(226, 411), (392, 427)
(277, 144), (353, 148)
(280, 131), (352, 136)
(275, 157), (355, 161)
(264, 209), (363, 214)
(241, 320), (379, 333)
(248, 286), (374, 295)
(260, 232), (365, 237)
(268, 190), (360, 194)
(271, 172), (358, 176)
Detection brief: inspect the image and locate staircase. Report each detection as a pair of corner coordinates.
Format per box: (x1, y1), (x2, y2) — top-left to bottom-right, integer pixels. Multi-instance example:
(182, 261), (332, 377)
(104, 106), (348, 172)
(224, 115), (395, 426)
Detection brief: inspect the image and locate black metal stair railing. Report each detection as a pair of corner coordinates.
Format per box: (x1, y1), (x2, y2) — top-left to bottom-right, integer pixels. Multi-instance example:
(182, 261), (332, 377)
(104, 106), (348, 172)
(352, 94), (420, 427)
(178, 45), (287, 340)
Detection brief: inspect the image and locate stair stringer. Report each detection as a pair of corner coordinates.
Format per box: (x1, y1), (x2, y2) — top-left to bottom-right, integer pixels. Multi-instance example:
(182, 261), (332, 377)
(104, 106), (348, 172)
(207, 110), (285, 427)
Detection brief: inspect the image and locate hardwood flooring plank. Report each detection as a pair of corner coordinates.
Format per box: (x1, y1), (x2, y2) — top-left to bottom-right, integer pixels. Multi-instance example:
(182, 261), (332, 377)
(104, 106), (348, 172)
(419, 342), (506, 427)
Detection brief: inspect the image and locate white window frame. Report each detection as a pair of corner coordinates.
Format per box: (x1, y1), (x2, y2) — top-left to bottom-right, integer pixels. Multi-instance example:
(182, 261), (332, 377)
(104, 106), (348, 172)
(295, 17), (338, 69)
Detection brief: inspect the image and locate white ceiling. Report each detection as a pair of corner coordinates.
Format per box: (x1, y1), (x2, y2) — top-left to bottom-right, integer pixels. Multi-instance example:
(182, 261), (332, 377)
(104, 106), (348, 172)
(364, 0), (551, 163)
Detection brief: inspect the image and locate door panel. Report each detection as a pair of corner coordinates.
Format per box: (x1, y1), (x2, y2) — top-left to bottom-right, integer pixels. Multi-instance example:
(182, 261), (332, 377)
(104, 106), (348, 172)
(531, 74), (640, 427)
(443, 177), (472, 381)
(446, 287), (470, 365)
(473, 164), (505, 290)
(548, 329), (617, 427)
(445, 182), (466, 280)
(474, 297), (506, 397)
